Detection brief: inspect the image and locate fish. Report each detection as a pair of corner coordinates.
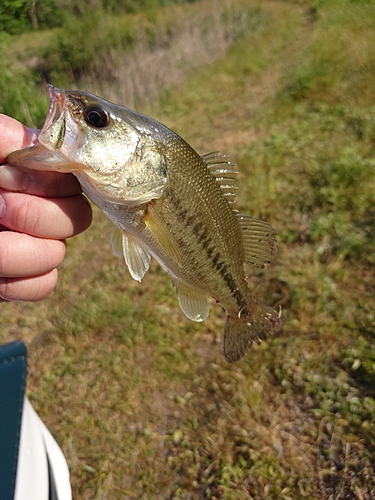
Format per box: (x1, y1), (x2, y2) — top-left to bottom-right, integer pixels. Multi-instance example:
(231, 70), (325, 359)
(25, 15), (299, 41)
(7, 85), (284, 362)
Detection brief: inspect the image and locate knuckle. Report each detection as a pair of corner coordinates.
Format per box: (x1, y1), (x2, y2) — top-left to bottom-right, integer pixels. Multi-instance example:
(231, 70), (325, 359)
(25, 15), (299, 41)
(0, 270), (58, 302)
(10, 195), (39, 234)
(0, 277), (10, 299)
(0, 240), (7, 276)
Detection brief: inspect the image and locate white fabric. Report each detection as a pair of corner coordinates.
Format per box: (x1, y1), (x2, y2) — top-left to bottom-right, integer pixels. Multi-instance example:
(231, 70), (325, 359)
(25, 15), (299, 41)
(14, 398), (72, 500)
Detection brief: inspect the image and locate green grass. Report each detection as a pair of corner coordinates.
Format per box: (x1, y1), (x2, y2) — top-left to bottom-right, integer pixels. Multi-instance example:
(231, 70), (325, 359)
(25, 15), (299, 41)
(2, 0), (375, 498)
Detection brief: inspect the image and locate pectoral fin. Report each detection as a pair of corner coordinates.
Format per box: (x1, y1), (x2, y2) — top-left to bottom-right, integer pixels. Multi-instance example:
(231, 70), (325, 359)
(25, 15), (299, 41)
(174, 282), (210, 322)
(143, 204), (182, 267)
(111, 228), (151, 282)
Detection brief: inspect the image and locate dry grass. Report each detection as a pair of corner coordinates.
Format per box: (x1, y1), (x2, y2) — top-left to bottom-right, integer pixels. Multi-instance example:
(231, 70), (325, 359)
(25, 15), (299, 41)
(74, 0), (267, 110)
(2, 0), (375, 498)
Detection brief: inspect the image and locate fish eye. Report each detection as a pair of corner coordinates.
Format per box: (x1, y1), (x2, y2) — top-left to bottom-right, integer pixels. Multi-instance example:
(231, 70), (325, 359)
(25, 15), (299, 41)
(84, 106), (109, 128)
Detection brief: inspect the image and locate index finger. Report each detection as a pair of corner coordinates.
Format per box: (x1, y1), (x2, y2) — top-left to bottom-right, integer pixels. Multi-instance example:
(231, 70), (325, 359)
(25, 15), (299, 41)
(0, 165), (84, 197)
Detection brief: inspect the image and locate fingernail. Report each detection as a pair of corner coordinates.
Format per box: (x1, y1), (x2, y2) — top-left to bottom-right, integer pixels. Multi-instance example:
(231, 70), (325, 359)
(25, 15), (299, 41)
(0, 165), (31, 192)
(0, 194), (5, 218)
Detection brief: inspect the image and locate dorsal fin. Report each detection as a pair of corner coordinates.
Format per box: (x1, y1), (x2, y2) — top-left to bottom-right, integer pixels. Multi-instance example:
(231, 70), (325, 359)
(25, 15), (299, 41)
(202, 152), (239, 205)
(237, 215), (278, 268)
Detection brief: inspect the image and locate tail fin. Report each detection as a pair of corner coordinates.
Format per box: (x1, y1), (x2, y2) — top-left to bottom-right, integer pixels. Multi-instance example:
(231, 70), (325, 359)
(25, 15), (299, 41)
(224, 301), (284, 362)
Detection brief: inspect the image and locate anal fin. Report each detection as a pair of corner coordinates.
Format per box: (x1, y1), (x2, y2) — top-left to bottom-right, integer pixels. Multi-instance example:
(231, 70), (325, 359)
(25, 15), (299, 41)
(174, 282), (210, 322)
(111, 228), (151, 282)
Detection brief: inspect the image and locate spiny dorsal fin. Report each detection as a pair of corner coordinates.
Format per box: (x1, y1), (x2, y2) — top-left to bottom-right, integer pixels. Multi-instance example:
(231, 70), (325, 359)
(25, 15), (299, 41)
(237, 215), (278, 268)
(202, 152), (239, 205)
(174, 281), (210, 322)
(111, 228), (151, 282)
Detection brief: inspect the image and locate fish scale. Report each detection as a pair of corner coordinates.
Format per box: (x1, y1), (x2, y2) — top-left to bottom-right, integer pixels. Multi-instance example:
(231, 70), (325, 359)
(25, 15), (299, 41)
(7, 85), (284, 361)
(153, 164), (244, 298)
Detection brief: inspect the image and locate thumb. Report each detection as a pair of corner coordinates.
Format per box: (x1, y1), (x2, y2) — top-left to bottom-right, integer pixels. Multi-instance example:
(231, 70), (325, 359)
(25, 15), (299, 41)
(0, 114), (39, 164)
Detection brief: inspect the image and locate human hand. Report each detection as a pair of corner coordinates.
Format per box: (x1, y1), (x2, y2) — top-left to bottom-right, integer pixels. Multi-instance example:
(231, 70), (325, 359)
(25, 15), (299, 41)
(0, 114), (92, 302)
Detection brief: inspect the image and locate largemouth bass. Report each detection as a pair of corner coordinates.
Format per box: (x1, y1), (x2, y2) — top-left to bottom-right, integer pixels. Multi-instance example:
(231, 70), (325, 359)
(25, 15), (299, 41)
(7, 85), (284, 361)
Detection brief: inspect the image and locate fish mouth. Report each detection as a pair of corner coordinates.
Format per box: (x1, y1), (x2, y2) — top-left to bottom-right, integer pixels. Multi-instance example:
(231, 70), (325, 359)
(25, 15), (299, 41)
(38, 85), (68, 150)
(43, 85), (66, 133)
(6, 85), (80, 172)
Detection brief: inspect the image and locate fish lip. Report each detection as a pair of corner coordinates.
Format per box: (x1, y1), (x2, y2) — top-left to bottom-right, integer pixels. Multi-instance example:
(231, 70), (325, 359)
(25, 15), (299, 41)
(41, 84), (66, 136)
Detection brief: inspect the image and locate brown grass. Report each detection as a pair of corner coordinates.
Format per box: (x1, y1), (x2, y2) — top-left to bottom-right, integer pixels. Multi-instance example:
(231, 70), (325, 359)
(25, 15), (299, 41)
(74, 0), (266, 110)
